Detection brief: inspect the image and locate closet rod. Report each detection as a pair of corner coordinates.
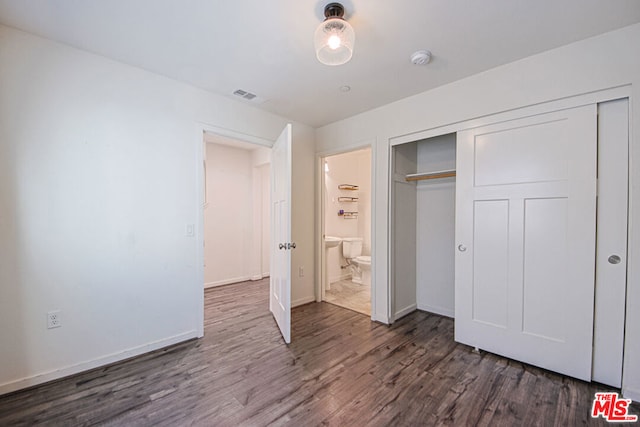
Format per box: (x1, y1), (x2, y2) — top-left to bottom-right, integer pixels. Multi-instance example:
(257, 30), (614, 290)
(405, 169), (456, 182)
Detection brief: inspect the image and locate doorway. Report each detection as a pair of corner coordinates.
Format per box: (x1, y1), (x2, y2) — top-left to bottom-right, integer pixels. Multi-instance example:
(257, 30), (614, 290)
(320, 147), (372, 315)
(202, 131), (271, 288)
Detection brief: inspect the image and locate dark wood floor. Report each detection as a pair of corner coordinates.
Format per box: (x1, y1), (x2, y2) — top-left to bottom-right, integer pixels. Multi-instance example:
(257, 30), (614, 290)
(0, 278), (637, 426)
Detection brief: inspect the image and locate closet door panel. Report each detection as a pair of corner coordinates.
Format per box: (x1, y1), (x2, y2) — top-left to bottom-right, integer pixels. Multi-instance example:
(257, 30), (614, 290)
(472, 199), (509, 328)
(455, 104), (597, 381)
(522, 197), (568, 341)
(473, 120), (568, 187)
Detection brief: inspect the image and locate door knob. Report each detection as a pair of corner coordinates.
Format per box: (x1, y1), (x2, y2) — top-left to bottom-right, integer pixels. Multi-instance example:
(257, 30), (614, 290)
(608, 254), (621, 265)
(279, 243), (285, 250)
(458, 244), (467, 252)
(289, 242), (296, 249)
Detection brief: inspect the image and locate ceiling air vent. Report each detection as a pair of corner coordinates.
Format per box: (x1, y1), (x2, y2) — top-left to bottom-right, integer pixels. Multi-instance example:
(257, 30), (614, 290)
(231, 89), (266, 105)
(233, 89), (258, 101)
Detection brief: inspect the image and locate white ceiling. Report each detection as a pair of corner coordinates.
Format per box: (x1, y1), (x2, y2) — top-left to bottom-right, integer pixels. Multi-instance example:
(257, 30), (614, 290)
(1, 0), (639, 128)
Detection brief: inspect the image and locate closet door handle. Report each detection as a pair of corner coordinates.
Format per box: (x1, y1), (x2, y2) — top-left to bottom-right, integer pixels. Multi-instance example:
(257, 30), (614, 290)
(458, 244), (467, 252)
(608, 254), (621, 264)
(279, 243), (285, 250)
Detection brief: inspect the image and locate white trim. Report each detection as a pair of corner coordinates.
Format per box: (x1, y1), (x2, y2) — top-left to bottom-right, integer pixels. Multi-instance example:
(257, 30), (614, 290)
(390, 85), (631, 147)
(292, 295), (316, 308)
(418, 304), (454, 319)
(199, 122), (273, 148)
(387, 143), (396, 324)
(205, 276), (253, 288)
(315, 155), (324, 303)
(329, 272), (352, 283)
(195, 125), (206, 338)
(394, 304), (417, 321)
(622, 88), (636, 402)
(0, 331), (198, 397)
(316, 141), (373, 158)
(622, 386), (640, 403)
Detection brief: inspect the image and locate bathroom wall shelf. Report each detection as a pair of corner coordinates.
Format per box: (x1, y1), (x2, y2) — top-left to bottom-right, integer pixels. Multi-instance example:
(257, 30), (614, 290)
(405, 169), (456, 182)
(338, 184), (359, 190)
(338, 196), (359, 202)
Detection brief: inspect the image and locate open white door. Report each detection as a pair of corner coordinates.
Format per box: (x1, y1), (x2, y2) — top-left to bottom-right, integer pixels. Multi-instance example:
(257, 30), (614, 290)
(455, 105), (597, 381)
(270, 124), (292, 344)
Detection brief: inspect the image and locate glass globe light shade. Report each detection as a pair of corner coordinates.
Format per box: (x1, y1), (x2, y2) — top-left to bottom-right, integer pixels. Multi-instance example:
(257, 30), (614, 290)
(314, 17), (355, 66)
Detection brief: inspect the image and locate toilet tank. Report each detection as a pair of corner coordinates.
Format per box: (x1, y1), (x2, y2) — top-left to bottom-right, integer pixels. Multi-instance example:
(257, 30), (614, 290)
(342, 237), (363, 259)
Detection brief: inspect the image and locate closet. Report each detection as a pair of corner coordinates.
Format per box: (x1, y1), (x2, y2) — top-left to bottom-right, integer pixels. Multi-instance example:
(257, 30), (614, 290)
(389, 97), (629, 388)
(391, 132), (456, 321)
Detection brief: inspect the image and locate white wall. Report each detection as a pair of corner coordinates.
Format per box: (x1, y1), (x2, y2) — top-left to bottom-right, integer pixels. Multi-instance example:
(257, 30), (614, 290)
(416, 134), (456, 317)
(291, 124), (317, 307)
(205, 143), (265, 287)
(316, 23), (640, 400)
(324, 148), (371, 283)
(0, 24), (315, 394)
(391, 143), (417, 319)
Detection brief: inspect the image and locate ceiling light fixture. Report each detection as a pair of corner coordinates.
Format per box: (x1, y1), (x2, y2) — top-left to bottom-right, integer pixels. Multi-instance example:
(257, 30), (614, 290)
(314, 3), (355, 66)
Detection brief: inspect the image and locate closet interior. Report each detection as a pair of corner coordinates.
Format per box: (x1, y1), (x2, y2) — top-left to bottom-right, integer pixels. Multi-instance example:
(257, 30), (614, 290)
(391, 132), (456, 321)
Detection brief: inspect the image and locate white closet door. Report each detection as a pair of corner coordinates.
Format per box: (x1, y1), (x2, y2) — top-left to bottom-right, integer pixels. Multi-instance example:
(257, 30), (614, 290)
(455, 105), (597, 381)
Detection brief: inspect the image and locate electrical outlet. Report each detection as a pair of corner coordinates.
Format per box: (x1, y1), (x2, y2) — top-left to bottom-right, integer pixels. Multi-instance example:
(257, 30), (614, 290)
(299, 266), (304, 277)
(47, 311), (61, 329)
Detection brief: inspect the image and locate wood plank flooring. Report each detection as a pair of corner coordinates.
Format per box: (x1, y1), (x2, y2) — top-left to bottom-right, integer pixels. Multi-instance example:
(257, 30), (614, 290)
(0, 278), (637, 426)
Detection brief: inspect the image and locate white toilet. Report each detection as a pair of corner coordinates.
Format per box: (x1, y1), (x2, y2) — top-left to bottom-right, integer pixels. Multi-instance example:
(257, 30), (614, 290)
(342, 237), (371, 287)
(353, 255), (371, 287)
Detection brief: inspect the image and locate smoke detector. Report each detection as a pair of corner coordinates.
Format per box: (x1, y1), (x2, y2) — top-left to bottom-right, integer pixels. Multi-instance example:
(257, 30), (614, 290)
(410, 50), (432, 66)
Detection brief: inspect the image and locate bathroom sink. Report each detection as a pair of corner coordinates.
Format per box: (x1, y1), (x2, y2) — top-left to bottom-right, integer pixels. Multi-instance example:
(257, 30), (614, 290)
(324, 236), (342, 248)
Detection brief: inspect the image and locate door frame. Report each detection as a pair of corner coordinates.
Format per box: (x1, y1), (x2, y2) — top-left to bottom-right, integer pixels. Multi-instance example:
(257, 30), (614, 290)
(387, 84), (632, 385)
(316, 140), (376, 320)
(195, 122), (274, 338)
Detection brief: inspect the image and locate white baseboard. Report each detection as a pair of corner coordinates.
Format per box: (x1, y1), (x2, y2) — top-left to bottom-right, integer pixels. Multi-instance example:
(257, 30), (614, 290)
(0, 330), (198, 397)
(623, 386), (640, 403)
(394, 303), (417, 321)
(371, 309), (390, 324)
(417, 303), (454, 318)
(329, 273), (351, 284)
(204, 276), (252, 288)
(292, 295), (316, 308)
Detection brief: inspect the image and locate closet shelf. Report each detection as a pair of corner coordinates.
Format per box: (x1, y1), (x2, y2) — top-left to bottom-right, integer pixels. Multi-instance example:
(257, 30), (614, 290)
(405, 169), (456, 182)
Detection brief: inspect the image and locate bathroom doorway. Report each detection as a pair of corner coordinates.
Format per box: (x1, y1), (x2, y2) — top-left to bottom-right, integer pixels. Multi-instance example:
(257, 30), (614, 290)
(321, 148), (372, 315)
